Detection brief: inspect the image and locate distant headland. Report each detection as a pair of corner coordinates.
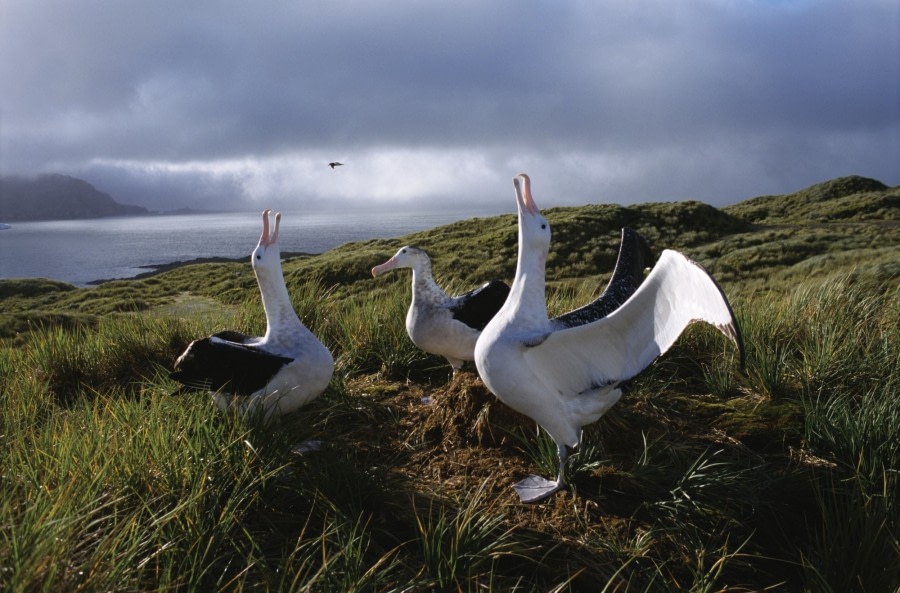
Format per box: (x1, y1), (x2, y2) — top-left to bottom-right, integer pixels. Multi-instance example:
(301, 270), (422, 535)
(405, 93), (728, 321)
(0, 174), (149, 222)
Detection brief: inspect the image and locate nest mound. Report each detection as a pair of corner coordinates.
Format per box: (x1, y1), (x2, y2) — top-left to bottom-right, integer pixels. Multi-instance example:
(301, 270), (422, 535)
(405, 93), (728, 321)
(411, 371), (533, 451)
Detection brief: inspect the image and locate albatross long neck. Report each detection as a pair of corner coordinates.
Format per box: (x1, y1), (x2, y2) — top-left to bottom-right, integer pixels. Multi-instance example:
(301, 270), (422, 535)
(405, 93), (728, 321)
(411, 256), (449, 305)
(257, 264), (303, 341)
(506, 220), (549, 327)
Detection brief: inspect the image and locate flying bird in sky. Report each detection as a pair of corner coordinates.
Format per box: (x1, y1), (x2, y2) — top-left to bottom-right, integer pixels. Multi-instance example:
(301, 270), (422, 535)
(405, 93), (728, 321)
(328, 162), (344, 169)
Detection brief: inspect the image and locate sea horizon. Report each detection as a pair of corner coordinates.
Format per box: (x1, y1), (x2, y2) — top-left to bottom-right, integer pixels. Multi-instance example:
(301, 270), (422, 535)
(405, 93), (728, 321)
(0, 205), (509, 287)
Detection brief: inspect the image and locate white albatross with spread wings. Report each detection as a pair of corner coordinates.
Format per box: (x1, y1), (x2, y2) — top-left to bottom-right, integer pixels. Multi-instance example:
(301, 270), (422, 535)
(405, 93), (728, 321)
(475, 173), (744, 503)
(371, 245), (510, 374)
(171, 209), (334, 424)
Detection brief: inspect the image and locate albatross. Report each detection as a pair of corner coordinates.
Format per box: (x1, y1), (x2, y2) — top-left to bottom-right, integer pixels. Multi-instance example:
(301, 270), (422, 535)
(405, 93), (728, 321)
(371, 245), (510, 374)
(171, 209), (334, 423)
(475, 173), (744, 503)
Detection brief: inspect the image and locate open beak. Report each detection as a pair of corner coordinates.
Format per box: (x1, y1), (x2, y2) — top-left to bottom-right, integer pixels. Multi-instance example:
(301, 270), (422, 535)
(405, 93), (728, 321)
(259, 209), (281, 247)
(513, 173), (540, 216)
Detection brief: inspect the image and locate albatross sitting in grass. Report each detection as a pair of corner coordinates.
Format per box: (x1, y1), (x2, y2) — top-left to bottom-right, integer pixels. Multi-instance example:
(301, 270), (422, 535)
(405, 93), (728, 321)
(171, 209), (334, 423)
(475, 173), (744, 503)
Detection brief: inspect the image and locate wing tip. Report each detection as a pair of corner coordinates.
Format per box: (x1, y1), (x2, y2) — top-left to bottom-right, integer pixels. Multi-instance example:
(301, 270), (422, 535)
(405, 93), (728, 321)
(669, 249), (747, 369)
(716, 320), (746, 370)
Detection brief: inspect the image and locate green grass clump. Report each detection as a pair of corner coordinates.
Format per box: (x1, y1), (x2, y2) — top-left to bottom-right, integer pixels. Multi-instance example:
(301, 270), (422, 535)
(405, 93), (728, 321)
(1, 387), (282, 592)
(412, 482), (521, 589)
(18, 314), (196, 405)
(2, 271), (895, 592)
(1, 175), (898, 591)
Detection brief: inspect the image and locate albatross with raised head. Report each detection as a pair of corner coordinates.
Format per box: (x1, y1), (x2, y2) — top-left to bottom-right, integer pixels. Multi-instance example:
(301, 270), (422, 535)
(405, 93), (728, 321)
(475, 174), (744, 503)
(171, 209), (334, 423)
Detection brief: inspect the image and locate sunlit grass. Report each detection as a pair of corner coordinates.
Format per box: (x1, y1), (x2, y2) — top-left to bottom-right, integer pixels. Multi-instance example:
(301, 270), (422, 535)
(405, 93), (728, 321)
(1, 180), (898, 591)
(0, 279), (900, 591)
(3, 272), (897, 592)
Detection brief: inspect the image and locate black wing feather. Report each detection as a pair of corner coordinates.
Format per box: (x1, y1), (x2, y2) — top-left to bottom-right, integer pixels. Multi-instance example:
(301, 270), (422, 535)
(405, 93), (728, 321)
(554, 227), (652, 329)
(211, 330), (255, 343)
(170, 334), (294, 396)
(449, 280), (511, 330)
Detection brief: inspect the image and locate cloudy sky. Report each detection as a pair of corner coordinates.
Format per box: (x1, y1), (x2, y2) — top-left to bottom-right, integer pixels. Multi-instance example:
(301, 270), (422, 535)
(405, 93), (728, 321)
(1, 0), (897, 212)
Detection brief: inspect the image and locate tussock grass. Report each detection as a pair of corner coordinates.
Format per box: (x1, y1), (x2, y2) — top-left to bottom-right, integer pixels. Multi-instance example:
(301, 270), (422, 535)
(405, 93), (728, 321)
(328, 288), (433, 379)
(19, 314), (196, 405)
(412, 481), (522, 589)
(1, 176), (898, 591)
(5, 272), (892, 591)
(1, 385), (280, 592)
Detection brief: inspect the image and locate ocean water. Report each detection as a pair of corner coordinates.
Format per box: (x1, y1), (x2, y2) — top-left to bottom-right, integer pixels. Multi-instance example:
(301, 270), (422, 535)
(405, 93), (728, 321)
(0, 207), (507, 287)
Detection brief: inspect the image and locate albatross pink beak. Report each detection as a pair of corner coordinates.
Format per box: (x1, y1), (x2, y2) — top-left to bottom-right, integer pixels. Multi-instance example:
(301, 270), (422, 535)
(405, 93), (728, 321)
(513, 173), (540, 216)
(371, 256), (398, 277)
(259, 209), (281, 247)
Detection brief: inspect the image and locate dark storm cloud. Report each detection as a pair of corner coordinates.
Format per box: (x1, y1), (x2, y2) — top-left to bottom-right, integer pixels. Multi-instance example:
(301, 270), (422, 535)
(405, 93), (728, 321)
(1, 0), (897, 210)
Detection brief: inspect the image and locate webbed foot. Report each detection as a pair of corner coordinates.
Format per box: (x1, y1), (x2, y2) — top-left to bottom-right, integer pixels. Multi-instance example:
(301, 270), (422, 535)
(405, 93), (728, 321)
(512, 474), (564, 503)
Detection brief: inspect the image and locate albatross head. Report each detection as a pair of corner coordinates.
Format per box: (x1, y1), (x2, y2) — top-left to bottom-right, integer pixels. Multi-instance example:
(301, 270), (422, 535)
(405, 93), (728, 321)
(252, 209), (283, 281)
(513, 173), (551, 261)
(371, 245), (429, 277)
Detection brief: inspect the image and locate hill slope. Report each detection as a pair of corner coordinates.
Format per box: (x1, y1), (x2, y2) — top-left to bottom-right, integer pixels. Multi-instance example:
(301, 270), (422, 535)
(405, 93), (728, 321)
(0, 174), (148, 221)
(723, 175), (897, 224)
(0, 175), (896, 323)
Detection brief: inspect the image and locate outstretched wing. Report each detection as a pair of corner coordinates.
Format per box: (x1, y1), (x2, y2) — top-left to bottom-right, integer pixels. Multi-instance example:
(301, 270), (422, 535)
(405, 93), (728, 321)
(553, 227), (651, 329)
(171, 331), (294, 396)
(449, 280), (511, 330)
(523, 250), (743, 396)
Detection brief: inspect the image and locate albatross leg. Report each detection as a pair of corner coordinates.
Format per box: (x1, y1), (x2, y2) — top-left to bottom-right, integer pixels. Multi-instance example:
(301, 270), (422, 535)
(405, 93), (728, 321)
(446, 356), (465, 376)
(513, 444), (567, 503)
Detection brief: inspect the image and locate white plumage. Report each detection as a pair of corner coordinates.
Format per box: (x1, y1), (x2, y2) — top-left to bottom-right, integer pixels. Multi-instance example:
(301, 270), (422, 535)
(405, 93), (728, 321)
(171, 209), (334, 423)
(475, 174), (744, 502)
(371, 245), (509, 373)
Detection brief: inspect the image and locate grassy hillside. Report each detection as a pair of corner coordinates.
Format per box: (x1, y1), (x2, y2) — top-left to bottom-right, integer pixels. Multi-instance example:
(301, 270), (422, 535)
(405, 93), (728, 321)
(1, 176), (898, 592)
(722, 175), (897, 224)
